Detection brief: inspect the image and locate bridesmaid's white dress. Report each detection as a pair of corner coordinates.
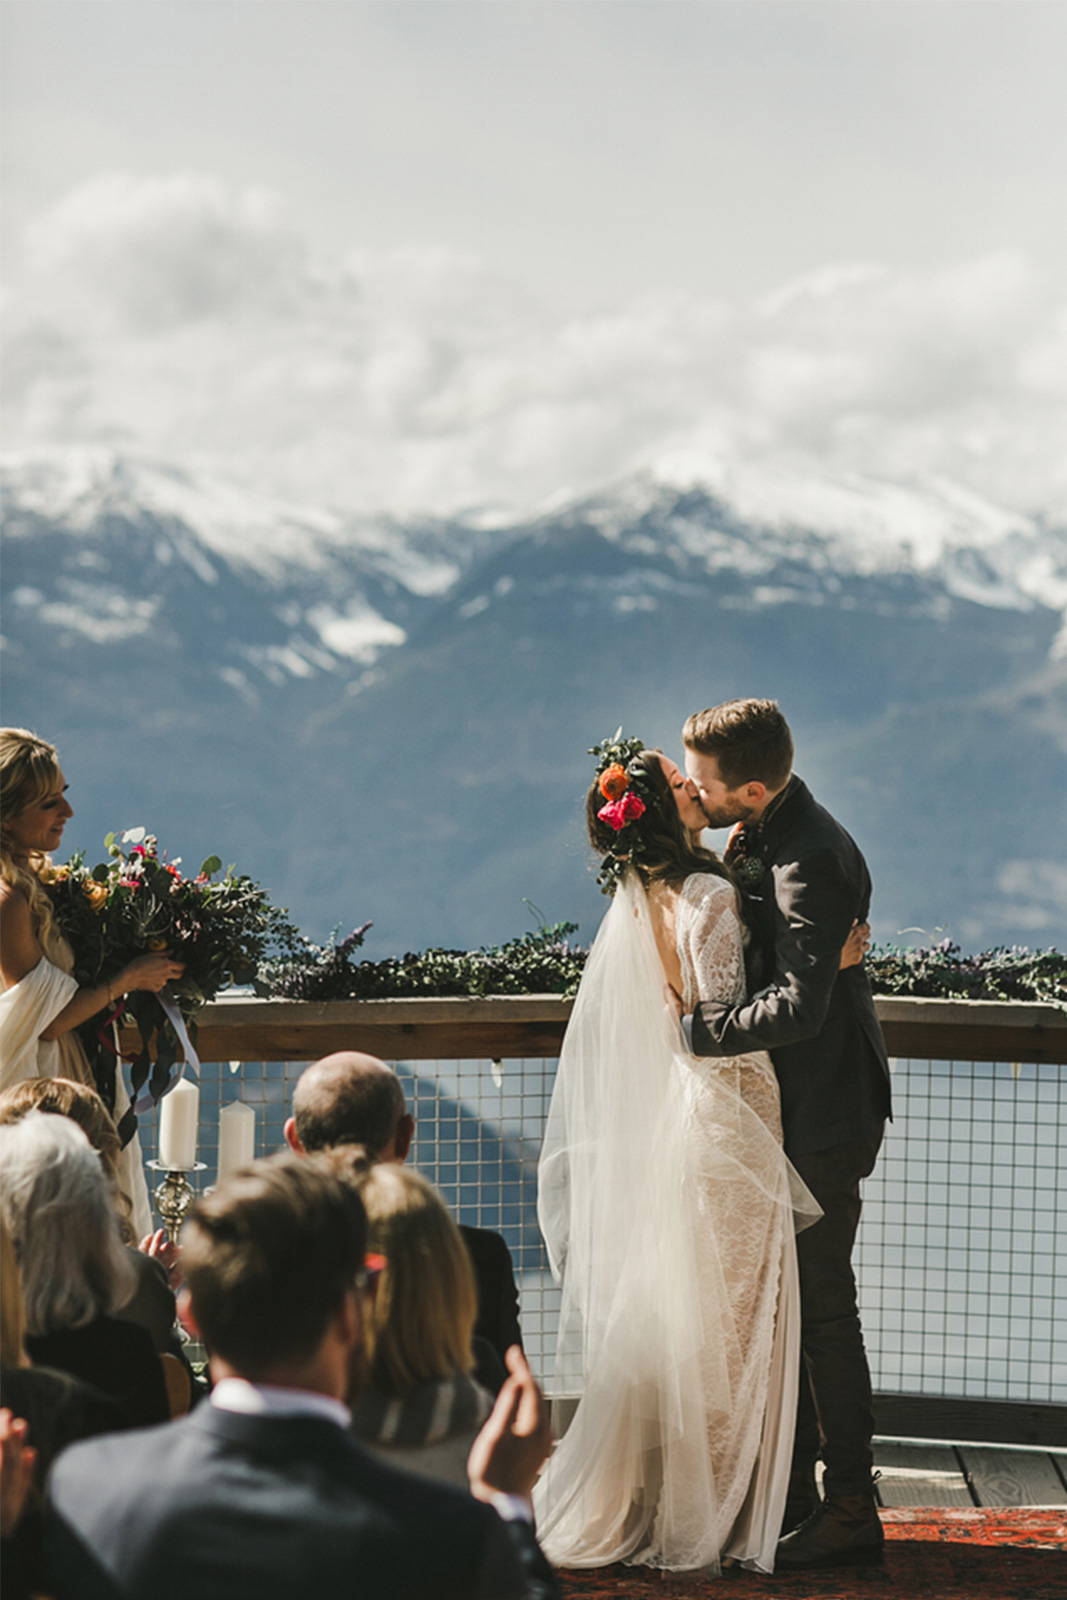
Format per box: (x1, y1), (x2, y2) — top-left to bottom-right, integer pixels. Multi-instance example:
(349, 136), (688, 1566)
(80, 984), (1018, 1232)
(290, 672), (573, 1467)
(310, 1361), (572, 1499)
(0, 933), (153, 1239)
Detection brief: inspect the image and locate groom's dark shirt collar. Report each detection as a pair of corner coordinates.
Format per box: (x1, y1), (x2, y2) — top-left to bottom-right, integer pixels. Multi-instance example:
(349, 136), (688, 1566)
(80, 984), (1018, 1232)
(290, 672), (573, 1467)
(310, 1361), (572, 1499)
(751, 773), (804, 849)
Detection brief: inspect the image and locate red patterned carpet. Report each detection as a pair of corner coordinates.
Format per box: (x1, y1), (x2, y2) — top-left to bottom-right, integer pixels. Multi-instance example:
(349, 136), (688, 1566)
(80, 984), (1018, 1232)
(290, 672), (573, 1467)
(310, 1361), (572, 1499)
(557, 1510), (1067, 1600)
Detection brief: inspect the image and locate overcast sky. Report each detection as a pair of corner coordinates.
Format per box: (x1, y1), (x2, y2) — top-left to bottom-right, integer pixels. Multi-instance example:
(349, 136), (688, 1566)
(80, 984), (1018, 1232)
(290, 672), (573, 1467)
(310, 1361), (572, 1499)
(3, 1), (1065, 517)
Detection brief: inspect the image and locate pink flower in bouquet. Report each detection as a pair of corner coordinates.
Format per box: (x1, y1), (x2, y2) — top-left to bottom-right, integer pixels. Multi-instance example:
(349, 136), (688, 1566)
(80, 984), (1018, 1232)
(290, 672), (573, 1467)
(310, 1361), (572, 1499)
(597, 792), (646, 832)
(117, 878), (142, 890)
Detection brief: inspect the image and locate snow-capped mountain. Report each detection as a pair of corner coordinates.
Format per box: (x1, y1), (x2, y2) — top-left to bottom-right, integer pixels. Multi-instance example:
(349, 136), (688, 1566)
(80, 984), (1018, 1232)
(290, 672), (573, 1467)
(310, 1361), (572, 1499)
(535, 464), (1067, 640)
(1, 447), (474, 587)
(2, 448), (1064, 952)
(1, 448), (495, 680)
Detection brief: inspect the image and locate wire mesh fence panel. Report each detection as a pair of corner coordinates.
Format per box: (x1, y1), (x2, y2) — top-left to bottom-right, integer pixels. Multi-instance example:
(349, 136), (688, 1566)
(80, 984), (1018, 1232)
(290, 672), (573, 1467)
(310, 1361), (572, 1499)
(856, 1056), (1065, 1405)
(141, 1051), (1065, 1403)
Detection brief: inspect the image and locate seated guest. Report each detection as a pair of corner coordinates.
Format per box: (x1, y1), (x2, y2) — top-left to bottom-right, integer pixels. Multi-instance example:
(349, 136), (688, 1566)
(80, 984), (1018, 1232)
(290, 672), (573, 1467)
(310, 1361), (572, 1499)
(0, 1079), (186, 1364)
(0, 1113), (168, 1428)
(1, 1404), (37, 1600)
(1, 1224), (126, 1597)
(45, 1154), (559, 1600)
(285, 1052), (523, 1365)
(338, 1157), (495, 1489)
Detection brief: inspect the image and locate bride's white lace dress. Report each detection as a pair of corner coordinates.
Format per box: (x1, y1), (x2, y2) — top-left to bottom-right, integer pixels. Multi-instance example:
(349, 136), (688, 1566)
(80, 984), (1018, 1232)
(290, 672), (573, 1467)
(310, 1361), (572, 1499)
(534, 869), (817, 1573)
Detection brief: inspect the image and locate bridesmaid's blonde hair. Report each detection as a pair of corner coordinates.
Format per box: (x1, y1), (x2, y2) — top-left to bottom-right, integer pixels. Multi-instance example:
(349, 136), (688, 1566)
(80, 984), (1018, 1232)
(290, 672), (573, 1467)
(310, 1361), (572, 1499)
(0, 727), (64, 957)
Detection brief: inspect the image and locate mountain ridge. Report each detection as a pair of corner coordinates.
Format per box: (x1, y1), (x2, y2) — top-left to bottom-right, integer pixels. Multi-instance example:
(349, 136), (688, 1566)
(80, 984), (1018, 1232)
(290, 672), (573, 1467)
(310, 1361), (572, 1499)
(3, 447), (1064, 953)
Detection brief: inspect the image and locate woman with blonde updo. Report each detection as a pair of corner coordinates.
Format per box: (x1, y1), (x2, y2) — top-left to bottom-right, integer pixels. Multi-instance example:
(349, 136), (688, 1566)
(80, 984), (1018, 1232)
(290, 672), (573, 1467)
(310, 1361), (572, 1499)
(0, 1077), (134, 1239)
(0, 728), (183, 1235)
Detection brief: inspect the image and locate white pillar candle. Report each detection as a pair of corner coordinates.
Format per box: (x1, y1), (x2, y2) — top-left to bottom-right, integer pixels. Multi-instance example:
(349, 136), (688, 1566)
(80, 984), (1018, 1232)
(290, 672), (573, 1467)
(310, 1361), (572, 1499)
(217, 1100), (256, 1182)
(158, 1077), (200, 1171)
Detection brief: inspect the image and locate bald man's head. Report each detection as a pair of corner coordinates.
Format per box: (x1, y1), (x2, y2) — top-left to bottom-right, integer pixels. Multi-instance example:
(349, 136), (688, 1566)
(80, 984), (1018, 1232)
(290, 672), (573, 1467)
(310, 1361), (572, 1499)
(286, 1053), (412, 1161)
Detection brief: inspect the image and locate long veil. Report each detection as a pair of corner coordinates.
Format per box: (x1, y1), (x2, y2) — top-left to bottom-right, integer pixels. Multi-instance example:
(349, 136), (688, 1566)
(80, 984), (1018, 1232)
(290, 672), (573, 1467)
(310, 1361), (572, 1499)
(535, 870), (817, 1572)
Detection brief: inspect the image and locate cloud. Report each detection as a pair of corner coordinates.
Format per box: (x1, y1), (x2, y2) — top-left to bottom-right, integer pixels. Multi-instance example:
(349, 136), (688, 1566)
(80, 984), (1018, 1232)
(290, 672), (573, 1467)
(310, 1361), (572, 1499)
(22, 172), (305, 332)
(994, 859), (1067, 934)
(3, 172), (1065, 519)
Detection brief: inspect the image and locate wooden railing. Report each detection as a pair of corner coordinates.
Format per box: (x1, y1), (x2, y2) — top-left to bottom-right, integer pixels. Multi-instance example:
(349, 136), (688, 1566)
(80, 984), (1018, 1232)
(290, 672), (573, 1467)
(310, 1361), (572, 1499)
(176, 993), (1067, 1065)
(138, 993), (1067, 1446)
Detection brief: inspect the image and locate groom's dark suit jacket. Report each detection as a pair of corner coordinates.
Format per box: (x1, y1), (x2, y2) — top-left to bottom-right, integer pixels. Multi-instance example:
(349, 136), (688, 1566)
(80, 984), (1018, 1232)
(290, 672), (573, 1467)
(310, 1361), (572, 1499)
(45, 1405), (560, 1600)
(690, 777), (891, 1156)
(461, 1223), (523, 1364)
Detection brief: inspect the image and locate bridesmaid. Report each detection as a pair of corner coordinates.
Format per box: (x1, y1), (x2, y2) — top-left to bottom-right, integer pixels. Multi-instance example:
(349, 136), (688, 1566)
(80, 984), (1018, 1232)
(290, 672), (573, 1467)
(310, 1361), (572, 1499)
(0, 728), (183, 1235)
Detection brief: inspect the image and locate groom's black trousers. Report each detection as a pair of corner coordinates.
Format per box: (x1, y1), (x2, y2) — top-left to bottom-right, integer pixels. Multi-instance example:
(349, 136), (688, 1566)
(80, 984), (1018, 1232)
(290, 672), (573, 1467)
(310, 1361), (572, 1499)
(789, 1122), (884, 1500)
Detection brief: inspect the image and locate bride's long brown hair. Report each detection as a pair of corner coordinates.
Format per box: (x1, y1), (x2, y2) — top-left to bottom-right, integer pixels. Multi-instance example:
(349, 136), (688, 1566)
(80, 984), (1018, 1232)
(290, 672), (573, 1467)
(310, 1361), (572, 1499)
(586, 749), (732, 889)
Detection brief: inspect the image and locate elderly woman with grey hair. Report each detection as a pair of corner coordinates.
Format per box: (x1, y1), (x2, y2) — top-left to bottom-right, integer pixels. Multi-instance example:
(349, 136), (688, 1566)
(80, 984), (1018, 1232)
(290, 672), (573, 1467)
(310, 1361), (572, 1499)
(0, 1113), (167, 1428)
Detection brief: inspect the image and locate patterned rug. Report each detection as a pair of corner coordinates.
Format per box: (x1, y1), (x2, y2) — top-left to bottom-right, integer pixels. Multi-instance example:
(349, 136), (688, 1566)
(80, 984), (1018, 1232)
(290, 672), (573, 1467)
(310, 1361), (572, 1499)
(558, 1510), (1067, 1600)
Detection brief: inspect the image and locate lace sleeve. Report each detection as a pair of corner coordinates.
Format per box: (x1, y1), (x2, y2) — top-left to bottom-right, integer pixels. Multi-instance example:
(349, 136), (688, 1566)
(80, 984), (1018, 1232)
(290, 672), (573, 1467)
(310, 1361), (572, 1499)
(677, 874), (747, 1011)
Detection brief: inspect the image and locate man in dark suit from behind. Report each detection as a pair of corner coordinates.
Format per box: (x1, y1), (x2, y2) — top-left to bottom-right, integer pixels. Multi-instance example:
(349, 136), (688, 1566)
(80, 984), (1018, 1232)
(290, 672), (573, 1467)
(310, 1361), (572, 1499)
(285, 1053), (523, 1371)
(45, 1154), (559, 1600)
(681, 699), (892, 1572)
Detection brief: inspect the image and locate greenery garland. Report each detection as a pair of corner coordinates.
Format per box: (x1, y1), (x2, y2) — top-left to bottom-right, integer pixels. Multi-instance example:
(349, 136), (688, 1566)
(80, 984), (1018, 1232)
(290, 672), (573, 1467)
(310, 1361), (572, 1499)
(258, 927), (1066, 1008)
(50, 833), (1065, 1017)
(257, 921), (588, 1001)
(863, 941), (1065, 1007)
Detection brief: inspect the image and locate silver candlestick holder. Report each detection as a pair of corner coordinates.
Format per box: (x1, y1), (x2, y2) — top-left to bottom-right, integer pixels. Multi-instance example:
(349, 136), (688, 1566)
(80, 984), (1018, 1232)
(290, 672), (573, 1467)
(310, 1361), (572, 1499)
(147, 1160), (207, 1241)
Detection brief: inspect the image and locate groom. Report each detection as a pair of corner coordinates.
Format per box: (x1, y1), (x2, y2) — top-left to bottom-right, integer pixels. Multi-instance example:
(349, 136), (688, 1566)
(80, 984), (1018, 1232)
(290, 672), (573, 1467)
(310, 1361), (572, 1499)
(677, 698), (892, 1571)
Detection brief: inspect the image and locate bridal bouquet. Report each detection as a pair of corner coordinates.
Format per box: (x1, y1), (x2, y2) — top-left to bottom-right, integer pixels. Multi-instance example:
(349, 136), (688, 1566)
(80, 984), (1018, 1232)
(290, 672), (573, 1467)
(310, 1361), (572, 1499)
(45, 829), (296, 1121)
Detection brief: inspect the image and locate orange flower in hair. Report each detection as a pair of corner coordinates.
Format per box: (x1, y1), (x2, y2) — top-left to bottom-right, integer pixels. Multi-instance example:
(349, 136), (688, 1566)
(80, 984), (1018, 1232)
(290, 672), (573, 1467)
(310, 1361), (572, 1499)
(598, 763), (629, 801)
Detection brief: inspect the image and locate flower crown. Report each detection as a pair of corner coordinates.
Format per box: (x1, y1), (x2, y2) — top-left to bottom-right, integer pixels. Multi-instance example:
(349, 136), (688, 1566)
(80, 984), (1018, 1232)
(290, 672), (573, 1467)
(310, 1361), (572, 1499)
(589, 728), (660, 893)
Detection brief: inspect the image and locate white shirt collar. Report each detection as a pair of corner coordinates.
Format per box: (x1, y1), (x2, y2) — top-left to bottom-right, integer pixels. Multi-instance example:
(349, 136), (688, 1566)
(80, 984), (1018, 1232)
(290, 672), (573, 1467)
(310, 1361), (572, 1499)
(210, 1376), (351, 1431)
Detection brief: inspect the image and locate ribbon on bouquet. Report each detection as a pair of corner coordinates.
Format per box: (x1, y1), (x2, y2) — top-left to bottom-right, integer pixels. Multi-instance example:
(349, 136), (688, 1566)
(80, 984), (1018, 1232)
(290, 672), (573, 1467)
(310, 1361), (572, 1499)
(131, 992), (201, 1112)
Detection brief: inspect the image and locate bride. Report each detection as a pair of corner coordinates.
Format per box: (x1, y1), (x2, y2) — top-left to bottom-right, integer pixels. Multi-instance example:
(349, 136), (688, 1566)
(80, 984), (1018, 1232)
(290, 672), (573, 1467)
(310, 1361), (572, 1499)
(534, 736), (860, 1574)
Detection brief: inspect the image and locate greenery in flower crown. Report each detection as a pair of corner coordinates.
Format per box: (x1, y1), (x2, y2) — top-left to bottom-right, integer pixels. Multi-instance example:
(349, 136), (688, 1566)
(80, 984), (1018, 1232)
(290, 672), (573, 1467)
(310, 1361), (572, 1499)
(588, 727), (660, 894)
(45, 830), (298, 1131)
(257, 918), (587, 1000)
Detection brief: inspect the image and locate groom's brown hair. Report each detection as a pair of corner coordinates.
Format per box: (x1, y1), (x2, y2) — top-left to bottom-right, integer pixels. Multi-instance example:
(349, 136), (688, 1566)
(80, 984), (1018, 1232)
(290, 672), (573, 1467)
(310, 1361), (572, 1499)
(683, 699), (793, 791)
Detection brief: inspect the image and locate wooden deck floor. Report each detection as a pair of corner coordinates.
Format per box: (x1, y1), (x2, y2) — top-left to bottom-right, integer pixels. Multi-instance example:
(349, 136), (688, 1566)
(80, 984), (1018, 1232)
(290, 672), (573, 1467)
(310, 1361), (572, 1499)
(873, 1438), (1067, 1508)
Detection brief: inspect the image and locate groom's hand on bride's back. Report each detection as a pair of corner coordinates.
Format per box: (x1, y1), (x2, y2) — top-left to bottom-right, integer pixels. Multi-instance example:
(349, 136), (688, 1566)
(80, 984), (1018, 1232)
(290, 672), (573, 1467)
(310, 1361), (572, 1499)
(467, 1346), (553, 1504)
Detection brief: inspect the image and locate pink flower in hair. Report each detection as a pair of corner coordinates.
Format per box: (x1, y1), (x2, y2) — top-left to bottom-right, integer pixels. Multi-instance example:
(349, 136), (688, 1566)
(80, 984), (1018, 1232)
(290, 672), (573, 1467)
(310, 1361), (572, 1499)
(598, 792), (646, 832)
